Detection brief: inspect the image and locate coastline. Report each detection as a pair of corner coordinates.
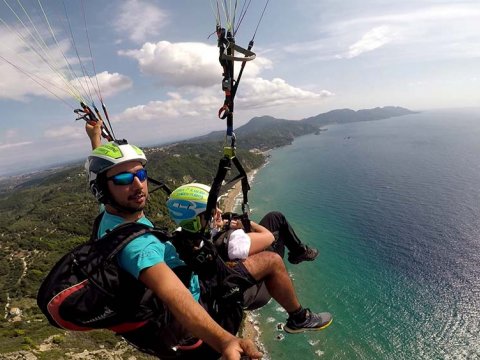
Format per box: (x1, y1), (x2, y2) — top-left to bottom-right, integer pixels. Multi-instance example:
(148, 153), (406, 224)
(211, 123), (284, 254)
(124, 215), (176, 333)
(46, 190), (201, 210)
(218, 182), (243, 212)
(219, 172), (264, 351)
(218, 168), (260, 212)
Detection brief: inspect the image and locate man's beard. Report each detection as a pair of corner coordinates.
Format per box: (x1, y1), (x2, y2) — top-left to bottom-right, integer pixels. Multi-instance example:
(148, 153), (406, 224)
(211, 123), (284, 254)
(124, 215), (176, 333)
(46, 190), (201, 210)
(111, 192), (148, 214)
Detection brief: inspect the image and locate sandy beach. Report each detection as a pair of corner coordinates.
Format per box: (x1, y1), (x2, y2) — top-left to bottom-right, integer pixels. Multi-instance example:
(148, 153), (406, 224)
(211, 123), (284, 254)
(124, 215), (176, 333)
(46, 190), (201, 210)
(219, 169), (259, 212)
(219, 182), (243, 212)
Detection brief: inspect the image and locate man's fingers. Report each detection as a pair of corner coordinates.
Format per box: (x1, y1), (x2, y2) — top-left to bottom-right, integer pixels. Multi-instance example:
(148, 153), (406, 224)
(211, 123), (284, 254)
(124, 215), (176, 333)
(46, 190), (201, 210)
(240, 340), (263, 359)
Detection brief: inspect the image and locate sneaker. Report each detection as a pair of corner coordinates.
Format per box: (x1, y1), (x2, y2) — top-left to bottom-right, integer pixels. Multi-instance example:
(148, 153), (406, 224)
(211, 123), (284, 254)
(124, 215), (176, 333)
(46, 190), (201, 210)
(287, 246), (319, 264)
(284, 309), (333, 334)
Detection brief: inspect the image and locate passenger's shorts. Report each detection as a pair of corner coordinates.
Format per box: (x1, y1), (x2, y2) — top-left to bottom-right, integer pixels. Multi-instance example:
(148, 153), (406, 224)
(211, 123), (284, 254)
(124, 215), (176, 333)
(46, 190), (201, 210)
(225, 260), (271, 310)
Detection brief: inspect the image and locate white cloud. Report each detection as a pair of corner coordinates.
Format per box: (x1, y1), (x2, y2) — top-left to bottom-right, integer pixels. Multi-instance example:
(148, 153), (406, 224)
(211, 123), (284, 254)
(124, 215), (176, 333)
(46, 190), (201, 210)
(0, 27), (72, 101)
(342, 25), (398, 59)
(114, 0), (168, 43)
(342, 4), (480, 51)
(0, 58), (132, 101)
(44, 125), (84, 140)
(116, 38), (331, 129)
(4, 129), (18, 140)
(119, 41), (272, 87)
(238, 78), (333, 109)
(285, 4), (480, 62)
(0, 25), (131, 102)
(116, 91), (218, 122)
(0, 141), (32, 150)
(343, 5), (480, 26)
(113, 32), (334, 125)
(72, 71), (133, 99)
(112, 91), (223, 145)
(119, 41), (219, 87)
(116, 77), (332, 125)
(0, 129), (32, 150)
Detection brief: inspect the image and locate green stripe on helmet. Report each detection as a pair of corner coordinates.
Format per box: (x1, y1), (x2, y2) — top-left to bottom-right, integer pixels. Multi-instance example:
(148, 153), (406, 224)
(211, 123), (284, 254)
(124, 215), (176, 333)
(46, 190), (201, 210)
(92, 143), (123, 159)
(130, 145), (144, 156)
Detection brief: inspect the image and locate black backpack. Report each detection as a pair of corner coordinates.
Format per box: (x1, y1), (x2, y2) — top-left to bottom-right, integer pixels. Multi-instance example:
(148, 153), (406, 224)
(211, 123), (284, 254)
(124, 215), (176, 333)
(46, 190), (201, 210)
(37, 213), (176, 332)
(37, 214), (206, 358)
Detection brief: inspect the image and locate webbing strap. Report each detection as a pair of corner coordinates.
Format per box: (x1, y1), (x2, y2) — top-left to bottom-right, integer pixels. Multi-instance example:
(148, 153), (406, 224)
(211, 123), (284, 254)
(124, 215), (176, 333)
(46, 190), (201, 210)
(217, 27), (256, 136)
(210, 27), (254, 226)
(206, 157), (231, 220)
(205, 154), (251, 232)
(231, 156), (250, 208)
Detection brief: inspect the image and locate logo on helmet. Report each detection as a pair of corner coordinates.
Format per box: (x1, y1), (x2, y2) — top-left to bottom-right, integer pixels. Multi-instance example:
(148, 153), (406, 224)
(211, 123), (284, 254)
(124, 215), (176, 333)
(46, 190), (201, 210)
(167, 199), (207, 222)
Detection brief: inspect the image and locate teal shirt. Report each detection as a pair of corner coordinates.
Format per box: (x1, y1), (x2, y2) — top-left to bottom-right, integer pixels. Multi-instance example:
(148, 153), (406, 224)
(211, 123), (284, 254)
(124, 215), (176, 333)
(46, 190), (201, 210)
(98, 211), (200, 301)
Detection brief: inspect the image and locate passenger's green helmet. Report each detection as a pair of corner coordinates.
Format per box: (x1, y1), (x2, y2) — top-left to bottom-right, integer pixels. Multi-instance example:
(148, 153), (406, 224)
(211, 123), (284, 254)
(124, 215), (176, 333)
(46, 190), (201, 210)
(85, 140), (147, 203)
(166, 183), (211, 232)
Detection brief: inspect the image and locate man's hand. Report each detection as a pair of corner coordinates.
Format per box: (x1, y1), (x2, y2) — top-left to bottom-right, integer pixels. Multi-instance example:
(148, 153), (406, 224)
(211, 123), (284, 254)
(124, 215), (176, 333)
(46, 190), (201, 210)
(228, 219), (244, 230)
(220, 338), (262, 360)
(85, 119), (103, 149)
(214, 208), (224, 228)
(140, 263), (262, 359)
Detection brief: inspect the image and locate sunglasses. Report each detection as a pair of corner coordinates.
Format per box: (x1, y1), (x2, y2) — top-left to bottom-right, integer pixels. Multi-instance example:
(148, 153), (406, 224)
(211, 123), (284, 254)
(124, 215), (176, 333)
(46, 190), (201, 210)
(107, 168), (148, 185)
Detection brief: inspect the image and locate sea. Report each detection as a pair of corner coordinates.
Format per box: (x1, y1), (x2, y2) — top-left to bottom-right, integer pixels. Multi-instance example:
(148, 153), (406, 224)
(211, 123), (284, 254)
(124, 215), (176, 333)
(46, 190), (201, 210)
(238, 109), (480, 360)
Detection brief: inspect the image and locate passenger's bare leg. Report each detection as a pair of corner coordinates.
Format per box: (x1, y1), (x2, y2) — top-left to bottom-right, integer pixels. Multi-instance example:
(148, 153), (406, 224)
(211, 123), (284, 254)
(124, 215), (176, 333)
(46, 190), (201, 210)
(242, 252), (301, 313)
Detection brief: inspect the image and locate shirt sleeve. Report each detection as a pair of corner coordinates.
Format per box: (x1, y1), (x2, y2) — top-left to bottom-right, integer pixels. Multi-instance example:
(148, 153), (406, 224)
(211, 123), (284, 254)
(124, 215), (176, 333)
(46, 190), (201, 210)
(118, 233), (201, 301)
(227, 229), (251, 260)
(117, 233), (166, 279)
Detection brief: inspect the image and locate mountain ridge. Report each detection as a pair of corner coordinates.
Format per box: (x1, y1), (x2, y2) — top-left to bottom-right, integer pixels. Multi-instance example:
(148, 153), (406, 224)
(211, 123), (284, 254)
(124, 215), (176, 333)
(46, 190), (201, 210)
(188, 106), (417, 150)
(301, 106), (417, 126)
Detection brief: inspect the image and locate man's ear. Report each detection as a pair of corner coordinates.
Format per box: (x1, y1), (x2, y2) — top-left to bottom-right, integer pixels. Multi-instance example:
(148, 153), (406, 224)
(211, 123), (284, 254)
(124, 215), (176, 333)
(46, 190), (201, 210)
(92, 174), (110, 204)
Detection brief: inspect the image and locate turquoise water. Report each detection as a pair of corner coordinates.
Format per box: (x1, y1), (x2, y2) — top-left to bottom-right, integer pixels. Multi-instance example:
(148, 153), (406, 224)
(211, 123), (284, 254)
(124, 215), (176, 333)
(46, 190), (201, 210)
(245, 110), (480, 359)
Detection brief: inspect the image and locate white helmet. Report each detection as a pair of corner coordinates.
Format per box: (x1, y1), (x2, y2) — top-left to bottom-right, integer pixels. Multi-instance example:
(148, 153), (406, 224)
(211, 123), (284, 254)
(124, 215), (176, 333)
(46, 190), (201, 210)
(85, 140), (147, 203)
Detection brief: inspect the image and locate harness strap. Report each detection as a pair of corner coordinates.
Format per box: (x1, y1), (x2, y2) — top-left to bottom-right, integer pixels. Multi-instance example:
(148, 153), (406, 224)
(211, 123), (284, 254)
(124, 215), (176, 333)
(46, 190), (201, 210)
(216, 27), (256, 136)
(206, 156), (230, 221)
(211, 26), (255, 231)
(212, 229), (234, 260)
(205, 154), (251, 233)
(231, 156), (250, 212)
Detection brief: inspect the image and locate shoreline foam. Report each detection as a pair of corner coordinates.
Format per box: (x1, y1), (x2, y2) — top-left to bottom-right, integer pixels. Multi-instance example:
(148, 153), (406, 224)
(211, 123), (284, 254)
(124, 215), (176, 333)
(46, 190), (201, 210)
(219, 169), (258, 213)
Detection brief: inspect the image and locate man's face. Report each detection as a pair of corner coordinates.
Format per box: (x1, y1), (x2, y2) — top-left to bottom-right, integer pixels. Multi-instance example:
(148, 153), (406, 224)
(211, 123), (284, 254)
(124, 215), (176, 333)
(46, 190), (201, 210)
(106, 161), (148, 213)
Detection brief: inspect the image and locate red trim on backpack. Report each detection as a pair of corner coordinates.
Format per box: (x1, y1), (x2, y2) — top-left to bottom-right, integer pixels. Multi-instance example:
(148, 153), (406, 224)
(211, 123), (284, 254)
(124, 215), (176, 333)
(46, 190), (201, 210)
(47, 280), (91, 331)
(108, 320), (149, 333)
(174, 339), (203, 351)
(47, 279), (149, 332)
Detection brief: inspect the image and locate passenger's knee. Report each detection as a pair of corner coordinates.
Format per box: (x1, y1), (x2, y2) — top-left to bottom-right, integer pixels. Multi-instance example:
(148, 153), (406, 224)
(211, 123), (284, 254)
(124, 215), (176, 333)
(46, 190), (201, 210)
(247, 251), (283, 270)
(267, 251), (285, 270)
(245, 252), (285, 281)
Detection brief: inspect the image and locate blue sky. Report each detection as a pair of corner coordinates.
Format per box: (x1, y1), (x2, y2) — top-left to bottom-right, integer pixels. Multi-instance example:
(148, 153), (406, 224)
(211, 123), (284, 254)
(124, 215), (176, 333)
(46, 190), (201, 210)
(1, 0), (479, 176)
